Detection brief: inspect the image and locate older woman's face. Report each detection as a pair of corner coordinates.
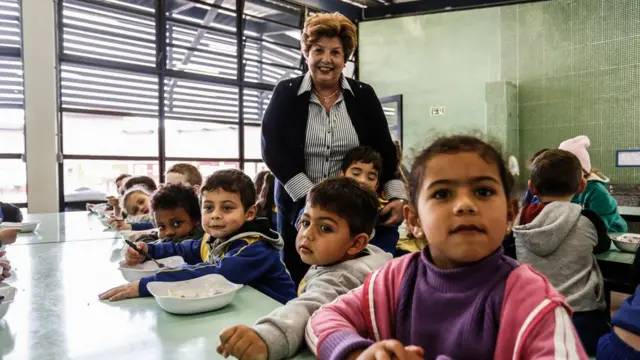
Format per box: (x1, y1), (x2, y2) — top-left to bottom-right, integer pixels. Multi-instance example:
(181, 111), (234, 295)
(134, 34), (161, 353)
(306, 36), (345, 87)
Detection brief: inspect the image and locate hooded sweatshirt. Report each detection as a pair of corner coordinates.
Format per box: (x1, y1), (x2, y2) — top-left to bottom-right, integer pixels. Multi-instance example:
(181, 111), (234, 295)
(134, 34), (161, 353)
(513, 202), (606, 312)
(252, 245), (391, 360)
(571, 172), (628, 233)
(138, 218), (296, 304)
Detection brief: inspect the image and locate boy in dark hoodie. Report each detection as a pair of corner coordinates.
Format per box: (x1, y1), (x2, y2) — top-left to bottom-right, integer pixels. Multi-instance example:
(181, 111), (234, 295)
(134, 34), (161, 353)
(513, 149), (611, 355)
(99, 169), (297, 304)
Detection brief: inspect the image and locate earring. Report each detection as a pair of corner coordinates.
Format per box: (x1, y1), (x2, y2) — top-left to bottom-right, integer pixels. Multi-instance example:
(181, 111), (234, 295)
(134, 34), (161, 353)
(506, 227), (512, 234)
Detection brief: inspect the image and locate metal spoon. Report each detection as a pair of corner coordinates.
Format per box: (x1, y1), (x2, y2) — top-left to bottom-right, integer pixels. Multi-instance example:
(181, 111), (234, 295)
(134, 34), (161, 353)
(124, 240), (165, 268)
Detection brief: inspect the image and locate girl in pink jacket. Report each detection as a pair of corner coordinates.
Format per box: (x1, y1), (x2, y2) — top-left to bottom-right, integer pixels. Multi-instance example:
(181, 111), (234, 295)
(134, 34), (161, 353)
(306, 135), (588, 360)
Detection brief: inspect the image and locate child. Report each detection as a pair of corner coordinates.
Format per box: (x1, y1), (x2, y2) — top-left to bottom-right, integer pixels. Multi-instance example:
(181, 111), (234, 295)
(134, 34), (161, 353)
(109, 186), (154, 231)
(122, 175), (157, 193)
(254, 170), (277, 230)
(134, 183), (204, 244)
(339, 146), (400, 254)
(559, 135), (628, 232)
(99, 169), (296, 304)
(166, 163), (202, 193)
(217, 178), (392, 360)
(112, 176), (158, 231)
(597, 288), (640, 359)
(107, 173), (131, 215)
(306, 135), (588, 360)
(513, 149), (611, 355)
(520, 148), (549, 206)
(0, 228), (18, 282)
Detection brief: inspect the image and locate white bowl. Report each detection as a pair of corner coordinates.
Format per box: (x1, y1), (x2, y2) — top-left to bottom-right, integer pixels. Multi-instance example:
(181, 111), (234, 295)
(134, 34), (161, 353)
(118, 256), (185, 282)
(147, 274), (242, 315)
(613, 233), (640, 253)
(0, 221), (40, 233)
(0, 286), (17, 319)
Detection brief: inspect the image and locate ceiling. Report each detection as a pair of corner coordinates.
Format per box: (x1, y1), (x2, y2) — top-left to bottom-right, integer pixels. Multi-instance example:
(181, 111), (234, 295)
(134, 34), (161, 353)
(340, 0), (420, 7)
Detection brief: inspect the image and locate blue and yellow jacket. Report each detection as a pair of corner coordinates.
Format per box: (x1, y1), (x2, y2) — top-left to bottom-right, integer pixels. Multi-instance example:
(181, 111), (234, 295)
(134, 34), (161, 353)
(371, 198), (400, 254)
(137, 218), (296, 304)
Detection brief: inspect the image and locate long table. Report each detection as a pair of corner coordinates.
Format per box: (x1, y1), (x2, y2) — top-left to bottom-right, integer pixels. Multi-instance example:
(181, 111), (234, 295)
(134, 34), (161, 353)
(0, 212), (314, 359)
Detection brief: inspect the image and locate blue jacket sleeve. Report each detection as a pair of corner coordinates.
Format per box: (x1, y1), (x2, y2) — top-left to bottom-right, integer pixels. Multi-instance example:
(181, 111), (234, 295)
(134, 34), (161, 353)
(147, 239), (203, 265)
(131, 221), (154, 231)
(138, 241), (276, 297)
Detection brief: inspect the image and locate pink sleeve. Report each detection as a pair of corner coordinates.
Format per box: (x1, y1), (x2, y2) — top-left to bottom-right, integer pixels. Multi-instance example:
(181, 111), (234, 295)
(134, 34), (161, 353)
(520, 305), (588, 360)
(305, 285), (373, 359)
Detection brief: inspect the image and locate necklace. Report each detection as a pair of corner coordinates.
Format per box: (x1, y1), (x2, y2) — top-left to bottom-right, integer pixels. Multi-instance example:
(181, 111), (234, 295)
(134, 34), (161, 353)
(314, 89), (340, 104)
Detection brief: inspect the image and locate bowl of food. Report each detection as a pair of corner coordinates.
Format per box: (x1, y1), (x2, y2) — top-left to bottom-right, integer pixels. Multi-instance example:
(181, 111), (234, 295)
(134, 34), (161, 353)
(118, 256), (185, 282)
(612, 233), (640, 253)
(146, 274), (242, 315)
(0, 221), (40, 233)
(0, 285), (17, 319)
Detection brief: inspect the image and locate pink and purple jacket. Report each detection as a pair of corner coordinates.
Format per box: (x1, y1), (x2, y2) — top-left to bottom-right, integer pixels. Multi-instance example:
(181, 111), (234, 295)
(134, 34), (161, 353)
(306, 249), (588, 360)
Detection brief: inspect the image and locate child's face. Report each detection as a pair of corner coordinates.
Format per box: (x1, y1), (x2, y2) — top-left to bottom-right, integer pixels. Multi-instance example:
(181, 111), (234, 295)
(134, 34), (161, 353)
(201, 189), (256, 238)
(340, 162), (379, 192)
(124, 192), (150, 216)
(296, 204), (368, 266)
(154, 207), (198, 240)
(405, 152), (515, 270)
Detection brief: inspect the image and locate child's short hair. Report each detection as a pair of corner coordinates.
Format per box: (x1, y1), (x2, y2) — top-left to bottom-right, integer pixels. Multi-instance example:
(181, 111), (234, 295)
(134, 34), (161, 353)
(120, 185), (151, 211)
(115, 173), (131, 184)
(530, 149), (583, 197)
(307, 177), (379, 236)
(167, 163), (203, 186)
(530, 148), (550, 164)
(151, 183), (201, 222)
(340, 146), (383, 174)
(123, 176), (158, 193)
(408, 135), (514, 205)
(201, 169), (255, 211)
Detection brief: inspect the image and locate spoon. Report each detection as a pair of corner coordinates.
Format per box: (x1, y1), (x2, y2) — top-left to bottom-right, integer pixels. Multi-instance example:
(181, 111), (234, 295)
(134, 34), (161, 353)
(124, 240), (165, 268)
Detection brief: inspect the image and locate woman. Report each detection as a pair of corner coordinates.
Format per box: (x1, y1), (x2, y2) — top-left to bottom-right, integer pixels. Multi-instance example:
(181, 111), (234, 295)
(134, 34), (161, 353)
(261, 13), (408, 285)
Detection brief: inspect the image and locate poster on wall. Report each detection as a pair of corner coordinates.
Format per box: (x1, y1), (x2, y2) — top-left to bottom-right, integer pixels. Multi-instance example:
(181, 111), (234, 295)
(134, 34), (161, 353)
(379, 95), (403, 144)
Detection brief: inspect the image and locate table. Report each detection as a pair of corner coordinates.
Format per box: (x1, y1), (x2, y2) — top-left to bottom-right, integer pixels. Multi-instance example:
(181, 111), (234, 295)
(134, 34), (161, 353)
(0, 213), (315, 360)
(619, 206), (640, 222)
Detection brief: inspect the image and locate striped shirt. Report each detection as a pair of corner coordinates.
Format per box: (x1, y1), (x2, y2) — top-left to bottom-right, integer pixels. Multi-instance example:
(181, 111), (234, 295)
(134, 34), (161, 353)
(284, 72), (407, 202)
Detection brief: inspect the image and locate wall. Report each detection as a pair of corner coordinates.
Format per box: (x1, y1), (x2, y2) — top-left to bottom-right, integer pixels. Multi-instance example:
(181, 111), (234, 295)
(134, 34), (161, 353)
(359, 8), (502, 156)
(359, 0), (640, 184)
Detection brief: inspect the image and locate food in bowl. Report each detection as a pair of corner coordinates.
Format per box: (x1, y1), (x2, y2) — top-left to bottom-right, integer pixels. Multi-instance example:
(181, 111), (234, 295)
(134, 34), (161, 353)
(167, 288), (224, 298)
(612, 233), (640, 253)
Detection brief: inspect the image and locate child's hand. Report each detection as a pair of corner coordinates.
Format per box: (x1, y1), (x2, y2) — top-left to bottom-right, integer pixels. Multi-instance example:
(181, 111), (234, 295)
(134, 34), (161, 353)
(0, 253), (11, 281)
(125, 242), (148, 265)
(217, 325), (268, 360)
(352, 340), (424, 360)
(98, 280), (140, 301)
(106, 196), (119, 207)
(0, 228), (19, 245)
(113, 221), (132, 231)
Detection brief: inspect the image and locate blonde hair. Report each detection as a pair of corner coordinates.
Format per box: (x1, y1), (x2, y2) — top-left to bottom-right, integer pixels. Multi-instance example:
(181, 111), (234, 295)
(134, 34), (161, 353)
(301, 12), (357, 62)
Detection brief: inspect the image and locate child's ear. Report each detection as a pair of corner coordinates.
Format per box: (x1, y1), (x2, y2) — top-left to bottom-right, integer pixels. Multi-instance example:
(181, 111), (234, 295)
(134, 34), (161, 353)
(527, 180), (537, 195)
(338, 170), (345, 177)
(506, 198), (519, 232)
(193, 185), (201, 194)
(347, 233), (369, 256)
(245, 205), (257, 221)
(404, 204), (425, 239)
(576, 178), (587, 195)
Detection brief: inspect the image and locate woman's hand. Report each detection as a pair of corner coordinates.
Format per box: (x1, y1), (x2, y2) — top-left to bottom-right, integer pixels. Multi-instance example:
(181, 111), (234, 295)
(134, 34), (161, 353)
(381, 199), (406, 226)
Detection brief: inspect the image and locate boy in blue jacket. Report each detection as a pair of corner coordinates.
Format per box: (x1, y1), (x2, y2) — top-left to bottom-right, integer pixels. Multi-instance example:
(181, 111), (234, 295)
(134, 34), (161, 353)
(99, 169), (296, 304)
(339, 146), (399, 255)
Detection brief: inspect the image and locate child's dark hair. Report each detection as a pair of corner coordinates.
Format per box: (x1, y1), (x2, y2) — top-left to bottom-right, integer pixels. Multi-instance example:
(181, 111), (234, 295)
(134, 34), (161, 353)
(530, 149), (583, 197)
(123, 176), (158, 193)
(167, 163), (203, 186)
(530, 148), (550, 164)
(408, 135), (514, 205)
(340, 146), (383, 174)
(307, 177), (379, 236)
(254, 171), (275, 219)
(115, 173), (131, 184)
(151, 183), (201, 222)
(201, 169), (256, 211)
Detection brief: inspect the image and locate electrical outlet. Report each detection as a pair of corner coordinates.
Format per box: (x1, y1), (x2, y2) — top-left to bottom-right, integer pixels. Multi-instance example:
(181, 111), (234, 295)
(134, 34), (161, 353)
(430, 106), (445, 116)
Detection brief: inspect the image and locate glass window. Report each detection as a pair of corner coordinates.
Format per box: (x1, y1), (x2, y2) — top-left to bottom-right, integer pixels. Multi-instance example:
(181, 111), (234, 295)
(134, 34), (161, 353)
(243, 125), (261, 160)
(63, 159), (159, 196)
(243, 88), (271, 124)
(0, 108), (23, 153)
(165, 120), (238, 158)
(243, 161), (268, 181)
(0, 159), (26, 203)
(164, 78), (238, 122)
(62, 113), (158, 157)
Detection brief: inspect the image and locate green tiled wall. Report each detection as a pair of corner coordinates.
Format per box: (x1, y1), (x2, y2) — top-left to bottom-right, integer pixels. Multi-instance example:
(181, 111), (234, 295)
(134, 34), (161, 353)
(359, 0), (640, 184)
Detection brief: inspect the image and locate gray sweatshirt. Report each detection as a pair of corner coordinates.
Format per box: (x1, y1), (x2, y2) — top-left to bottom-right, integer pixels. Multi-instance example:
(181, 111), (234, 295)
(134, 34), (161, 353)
(512, 201), (606, 312)
(252, 245), (391, 359)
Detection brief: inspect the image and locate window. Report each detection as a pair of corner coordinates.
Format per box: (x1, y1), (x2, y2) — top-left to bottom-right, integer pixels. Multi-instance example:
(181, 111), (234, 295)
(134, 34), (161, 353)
(58, 0), (345, 205)
(0, 0), (25, 204)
